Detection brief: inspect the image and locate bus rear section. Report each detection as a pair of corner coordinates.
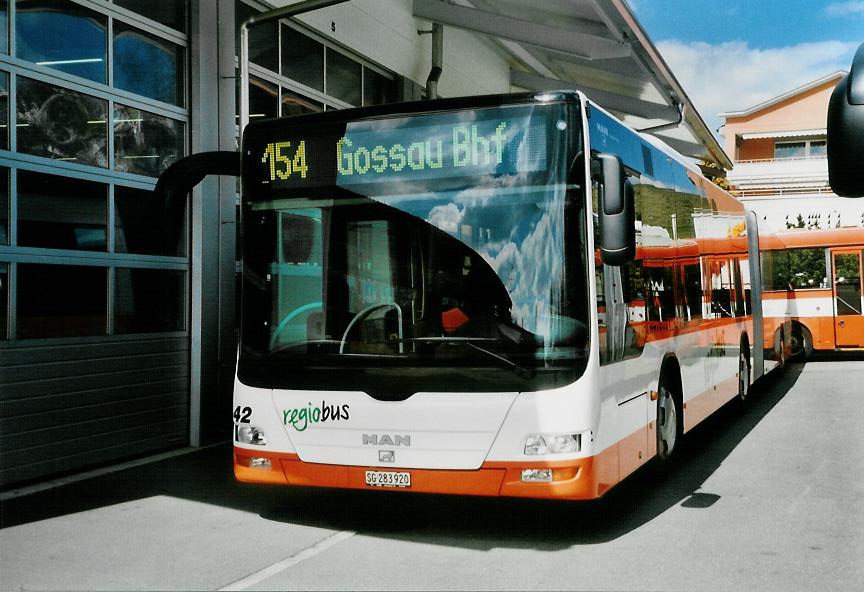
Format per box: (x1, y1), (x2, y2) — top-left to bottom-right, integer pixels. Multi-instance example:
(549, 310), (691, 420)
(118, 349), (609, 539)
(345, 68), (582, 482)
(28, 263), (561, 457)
(760, 228), (864, 357)
(232, 92), (765, 500)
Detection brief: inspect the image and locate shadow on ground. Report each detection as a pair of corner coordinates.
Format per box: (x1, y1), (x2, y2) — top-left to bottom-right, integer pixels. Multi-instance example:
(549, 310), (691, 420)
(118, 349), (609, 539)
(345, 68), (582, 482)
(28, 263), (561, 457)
(1, 363), (804, 551)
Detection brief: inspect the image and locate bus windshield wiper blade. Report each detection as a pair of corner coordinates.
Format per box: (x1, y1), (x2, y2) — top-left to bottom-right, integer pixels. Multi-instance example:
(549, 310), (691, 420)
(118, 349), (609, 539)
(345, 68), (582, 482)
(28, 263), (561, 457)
(405, 337), (535, 379)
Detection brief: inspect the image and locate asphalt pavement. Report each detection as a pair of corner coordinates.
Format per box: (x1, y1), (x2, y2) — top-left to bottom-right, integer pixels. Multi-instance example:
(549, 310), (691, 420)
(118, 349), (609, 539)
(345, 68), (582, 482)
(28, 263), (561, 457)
(2, 358), (863, 591)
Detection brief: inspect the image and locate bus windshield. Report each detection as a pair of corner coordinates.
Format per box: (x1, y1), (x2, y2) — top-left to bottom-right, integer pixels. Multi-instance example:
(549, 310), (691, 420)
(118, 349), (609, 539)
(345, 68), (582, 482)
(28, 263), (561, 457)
(238, 100), (589, 396)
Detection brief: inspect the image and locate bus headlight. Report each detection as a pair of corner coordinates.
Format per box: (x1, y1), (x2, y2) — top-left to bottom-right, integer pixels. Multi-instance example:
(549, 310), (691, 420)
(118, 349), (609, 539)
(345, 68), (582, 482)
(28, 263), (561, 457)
(524, 433), (581, 455)
(237, 425), (267, 446)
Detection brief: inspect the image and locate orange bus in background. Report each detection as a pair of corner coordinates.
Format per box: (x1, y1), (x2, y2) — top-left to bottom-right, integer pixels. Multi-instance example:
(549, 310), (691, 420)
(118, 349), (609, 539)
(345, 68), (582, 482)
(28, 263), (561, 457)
(761, 227), (864, 358)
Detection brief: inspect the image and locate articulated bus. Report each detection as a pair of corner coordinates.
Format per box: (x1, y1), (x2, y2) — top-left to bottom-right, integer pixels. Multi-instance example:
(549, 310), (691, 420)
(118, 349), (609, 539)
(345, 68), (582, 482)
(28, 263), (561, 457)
(232, 91), (781, 499)
(760, 227), (864, 358)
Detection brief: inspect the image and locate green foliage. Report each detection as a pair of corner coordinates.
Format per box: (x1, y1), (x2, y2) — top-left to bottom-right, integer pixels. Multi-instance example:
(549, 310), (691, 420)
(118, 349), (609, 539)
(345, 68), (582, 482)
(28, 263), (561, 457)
(763, 248), (827, 290)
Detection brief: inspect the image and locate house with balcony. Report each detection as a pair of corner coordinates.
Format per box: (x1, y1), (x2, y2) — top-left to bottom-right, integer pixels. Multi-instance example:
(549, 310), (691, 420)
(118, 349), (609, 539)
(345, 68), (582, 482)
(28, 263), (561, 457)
(719, 72), (864, 231)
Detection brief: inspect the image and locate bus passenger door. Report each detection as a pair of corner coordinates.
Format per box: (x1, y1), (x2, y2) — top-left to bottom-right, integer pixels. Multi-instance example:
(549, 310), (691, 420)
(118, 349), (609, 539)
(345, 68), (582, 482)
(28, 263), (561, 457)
(831, 249), (864, 348)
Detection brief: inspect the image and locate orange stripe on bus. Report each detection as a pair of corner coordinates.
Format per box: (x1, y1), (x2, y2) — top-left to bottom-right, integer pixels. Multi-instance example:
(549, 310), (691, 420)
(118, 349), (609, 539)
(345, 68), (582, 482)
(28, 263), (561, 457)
(235, 445), (622, 500)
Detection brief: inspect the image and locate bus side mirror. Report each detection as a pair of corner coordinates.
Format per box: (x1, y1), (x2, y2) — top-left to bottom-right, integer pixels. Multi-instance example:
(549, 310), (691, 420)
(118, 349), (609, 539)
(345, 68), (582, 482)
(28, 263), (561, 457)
(594, 153), (636, 266)
(827, 42), (864, 197)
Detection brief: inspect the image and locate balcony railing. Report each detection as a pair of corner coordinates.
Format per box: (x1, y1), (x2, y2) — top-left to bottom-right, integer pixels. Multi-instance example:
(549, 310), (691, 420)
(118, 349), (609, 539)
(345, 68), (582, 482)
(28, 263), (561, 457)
(730, 186), (835, 198)
(734, 155), (827, 165)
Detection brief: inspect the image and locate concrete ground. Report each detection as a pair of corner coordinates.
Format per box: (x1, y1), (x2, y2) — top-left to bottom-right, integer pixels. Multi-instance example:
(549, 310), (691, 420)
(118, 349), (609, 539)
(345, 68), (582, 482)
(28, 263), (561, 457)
(2, 358), (863, 591)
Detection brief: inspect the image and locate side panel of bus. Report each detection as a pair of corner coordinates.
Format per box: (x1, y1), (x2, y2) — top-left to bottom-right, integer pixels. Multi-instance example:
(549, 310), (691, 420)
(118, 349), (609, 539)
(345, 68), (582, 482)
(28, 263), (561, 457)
(587, 104), (751, 472)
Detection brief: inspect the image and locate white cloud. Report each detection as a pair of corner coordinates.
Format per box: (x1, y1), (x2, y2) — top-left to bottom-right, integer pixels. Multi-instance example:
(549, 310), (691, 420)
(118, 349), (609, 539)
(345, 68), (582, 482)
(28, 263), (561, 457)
(825, 2), (864, 16)
(655, 40), (857, 135)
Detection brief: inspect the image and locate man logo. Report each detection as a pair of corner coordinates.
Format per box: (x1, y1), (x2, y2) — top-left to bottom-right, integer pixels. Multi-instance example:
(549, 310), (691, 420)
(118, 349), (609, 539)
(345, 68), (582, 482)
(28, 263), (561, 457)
(362, 434), (411, 446)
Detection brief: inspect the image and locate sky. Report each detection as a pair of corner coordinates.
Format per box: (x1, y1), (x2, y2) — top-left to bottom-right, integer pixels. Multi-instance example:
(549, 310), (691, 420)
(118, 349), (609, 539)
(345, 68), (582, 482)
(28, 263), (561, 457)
(628, 0), (863, 136)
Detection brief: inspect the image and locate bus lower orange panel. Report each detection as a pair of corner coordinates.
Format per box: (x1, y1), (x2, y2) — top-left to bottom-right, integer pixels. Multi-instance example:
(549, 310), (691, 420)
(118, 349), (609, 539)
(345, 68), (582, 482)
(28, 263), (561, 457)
(233, 448), (611, 500)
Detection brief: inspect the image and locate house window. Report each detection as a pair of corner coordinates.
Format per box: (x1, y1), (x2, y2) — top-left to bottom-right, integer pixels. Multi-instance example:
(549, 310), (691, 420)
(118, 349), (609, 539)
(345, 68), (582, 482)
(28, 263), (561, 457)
(774, 139), (826, 159)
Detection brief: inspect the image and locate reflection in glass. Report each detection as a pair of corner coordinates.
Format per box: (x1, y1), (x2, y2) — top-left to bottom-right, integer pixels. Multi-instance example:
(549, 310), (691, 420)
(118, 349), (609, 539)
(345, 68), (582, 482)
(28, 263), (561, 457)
(280, 87), (322, 117)
(774, 141), (806, 159)
(16, 77), (108, 167)
(236, 1), (277, 71)
(0, 167), (7, 245)
(17, 170), (106, 250)
(115, 185), (186, 256)
(114, 104), (184, 177)
(363, 67), (397, 106)
(1, 0), (7, 54)
(16, 0), (107, 83)
(249, 77), (277, 120)
(281, 25), (323, 91)
(240, 103), (584, 394)
(17, 263), (106, 338)
(0, 263), (7, 339)
(115, 268), (186, 334)
(113, 22), (183, 106)
(0, 71), (7, 149)
(326, 49), (361, 105)
(810, 140), (827, 157)
(115, 0), (186, 33)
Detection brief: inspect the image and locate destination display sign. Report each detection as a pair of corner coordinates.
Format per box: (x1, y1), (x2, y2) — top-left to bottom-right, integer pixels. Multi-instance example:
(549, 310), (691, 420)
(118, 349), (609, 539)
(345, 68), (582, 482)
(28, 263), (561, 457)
(244, 105), (553, 193)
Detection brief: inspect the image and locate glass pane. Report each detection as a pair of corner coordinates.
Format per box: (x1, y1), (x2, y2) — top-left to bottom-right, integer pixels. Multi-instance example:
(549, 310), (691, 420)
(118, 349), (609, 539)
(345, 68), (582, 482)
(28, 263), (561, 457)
(114, 104), (184, 177)
(363, 67), (397, 106)
(281, 24), (323, 91)
(810, 140), (827, 157)
(0, 71), (7, 150)
(326, 49), (361, 105)
(774, 141), (805, 159)
(236, 1), (277, 71)
(16, 77), (108, 167)
(0, 262), (7, 339)
(17, 263), (106, 338)
(1, 0), (7, 54)
(0, 166), (7, 245)
(280, 87), (322, 117)
(115, 268), (185, 334)
(113, 21), (184, 106)
(115, 185), (186, 256)
(249, 77), (277, 120)
(16, 0), (107, 83)
(115, 0), (186, 33)
(835, 254), (862, 316)
(17, 170), (106, 250)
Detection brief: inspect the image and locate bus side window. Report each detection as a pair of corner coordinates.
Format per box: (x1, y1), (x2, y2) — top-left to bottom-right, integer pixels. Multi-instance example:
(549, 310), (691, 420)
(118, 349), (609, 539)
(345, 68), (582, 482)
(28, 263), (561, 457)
(708, 259), (733, 318)
(646, 264), (676, 323)
(683, 263), (703, 321)
(738, 257), (751, 316)
(622, 260), (646, 357)
(733, 258), (746, 317)
(594, 253), (608, 364)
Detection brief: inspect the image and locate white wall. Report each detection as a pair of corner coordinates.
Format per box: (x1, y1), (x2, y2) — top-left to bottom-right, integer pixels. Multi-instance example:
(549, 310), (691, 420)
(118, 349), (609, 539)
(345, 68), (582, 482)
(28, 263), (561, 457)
(743, 195), (864, 233)
(277, 0), (512, 96)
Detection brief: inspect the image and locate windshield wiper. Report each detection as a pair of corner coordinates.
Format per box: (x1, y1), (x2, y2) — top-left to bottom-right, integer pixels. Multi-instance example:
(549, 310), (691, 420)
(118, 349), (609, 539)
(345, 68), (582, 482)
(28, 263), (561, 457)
(405, 337), (535, 379)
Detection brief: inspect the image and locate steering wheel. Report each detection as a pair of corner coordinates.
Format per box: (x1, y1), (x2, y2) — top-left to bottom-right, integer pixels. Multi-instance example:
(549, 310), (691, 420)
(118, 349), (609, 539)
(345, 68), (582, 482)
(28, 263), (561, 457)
(339, 302), (404, 354)
(268, 301), (322, 349)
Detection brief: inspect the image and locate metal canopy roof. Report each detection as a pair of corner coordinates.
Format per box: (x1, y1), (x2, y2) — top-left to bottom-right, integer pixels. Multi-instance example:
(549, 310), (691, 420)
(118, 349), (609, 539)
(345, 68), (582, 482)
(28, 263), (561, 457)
(412, 0), (732, 170)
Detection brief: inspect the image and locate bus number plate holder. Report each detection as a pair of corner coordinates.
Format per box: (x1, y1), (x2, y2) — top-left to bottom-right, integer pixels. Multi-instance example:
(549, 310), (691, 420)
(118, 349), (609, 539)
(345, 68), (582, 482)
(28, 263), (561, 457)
(365, 470), (411, 488)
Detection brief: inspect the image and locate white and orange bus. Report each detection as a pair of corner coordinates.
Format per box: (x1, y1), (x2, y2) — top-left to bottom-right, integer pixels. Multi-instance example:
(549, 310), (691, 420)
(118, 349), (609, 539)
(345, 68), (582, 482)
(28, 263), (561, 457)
(226, 90), (783, 500)
(760, 227), (864, 358)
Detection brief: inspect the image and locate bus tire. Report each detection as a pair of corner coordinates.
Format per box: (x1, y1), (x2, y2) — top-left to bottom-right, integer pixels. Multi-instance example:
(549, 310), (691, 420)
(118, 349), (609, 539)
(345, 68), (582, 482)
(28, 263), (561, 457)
(738, 339), (751, 402)
(656, 367), (682, 461)
(789, 322), (813, 361)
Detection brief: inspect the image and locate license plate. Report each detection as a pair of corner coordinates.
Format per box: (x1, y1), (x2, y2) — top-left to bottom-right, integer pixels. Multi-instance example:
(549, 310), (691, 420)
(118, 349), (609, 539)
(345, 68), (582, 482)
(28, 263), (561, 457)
(365, 470), (411, 488)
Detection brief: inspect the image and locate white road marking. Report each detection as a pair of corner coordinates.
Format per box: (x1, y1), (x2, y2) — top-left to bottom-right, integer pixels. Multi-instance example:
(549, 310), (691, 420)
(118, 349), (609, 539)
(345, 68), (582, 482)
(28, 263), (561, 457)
(219, 530), (357, 591)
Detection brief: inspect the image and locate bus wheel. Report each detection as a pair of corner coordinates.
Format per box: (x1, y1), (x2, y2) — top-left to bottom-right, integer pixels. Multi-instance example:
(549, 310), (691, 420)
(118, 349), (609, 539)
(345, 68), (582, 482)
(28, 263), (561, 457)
(789, 323), (813, 361)
(656, 381), (680, 461)
(738, 348), (751, 402)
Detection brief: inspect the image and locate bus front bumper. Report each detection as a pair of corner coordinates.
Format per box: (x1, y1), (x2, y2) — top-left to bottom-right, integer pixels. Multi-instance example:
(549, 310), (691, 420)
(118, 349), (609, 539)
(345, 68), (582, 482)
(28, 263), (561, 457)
(233, 448), (609, 500)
